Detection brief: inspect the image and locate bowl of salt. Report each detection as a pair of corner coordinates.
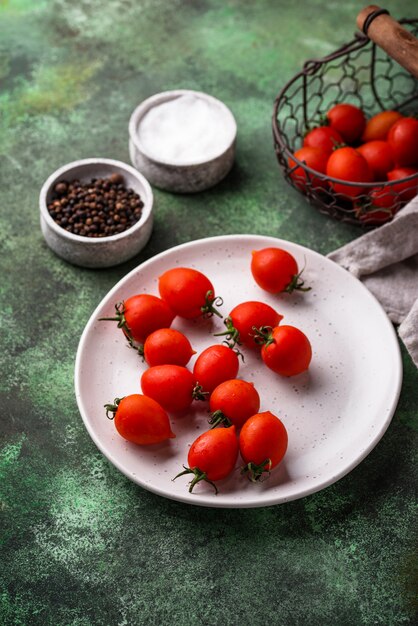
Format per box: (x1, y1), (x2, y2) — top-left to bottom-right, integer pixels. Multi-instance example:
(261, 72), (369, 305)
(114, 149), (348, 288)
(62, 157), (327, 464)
(129, 90), (237, 193)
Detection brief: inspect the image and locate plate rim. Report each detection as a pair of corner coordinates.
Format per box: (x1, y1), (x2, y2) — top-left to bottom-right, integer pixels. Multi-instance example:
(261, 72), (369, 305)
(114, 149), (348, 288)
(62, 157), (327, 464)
(74, 234), (403, 508)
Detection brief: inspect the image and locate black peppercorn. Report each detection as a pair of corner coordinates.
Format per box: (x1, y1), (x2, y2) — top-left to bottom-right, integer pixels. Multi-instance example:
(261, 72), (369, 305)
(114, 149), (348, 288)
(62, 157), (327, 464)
(54, 182), (68, 195)
(47, 174), (143, 238)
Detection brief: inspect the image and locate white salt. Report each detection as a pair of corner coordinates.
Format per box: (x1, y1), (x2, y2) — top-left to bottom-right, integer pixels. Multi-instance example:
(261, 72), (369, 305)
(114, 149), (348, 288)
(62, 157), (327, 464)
(137, 94), (235, 165)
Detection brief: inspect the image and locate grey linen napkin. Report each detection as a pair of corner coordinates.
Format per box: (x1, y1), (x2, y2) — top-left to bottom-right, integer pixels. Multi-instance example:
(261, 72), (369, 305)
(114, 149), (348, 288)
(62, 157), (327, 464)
(328, 196), (418, 367)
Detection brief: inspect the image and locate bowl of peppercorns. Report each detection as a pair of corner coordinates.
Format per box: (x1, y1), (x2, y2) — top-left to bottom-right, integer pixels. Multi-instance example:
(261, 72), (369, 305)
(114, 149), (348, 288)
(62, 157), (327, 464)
(39, 158), (153, 268)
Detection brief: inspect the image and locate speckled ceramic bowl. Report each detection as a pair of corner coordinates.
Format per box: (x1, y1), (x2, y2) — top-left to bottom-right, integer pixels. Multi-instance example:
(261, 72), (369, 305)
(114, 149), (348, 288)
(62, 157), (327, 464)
(39, 158), (154, 268)
(129, 90), (237, 193)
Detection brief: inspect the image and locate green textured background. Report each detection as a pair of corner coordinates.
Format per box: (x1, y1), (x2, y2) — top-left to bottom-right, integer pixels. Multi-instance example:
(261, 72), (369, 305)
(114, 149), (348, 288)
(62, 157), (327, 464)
(1, 1), (417, 624)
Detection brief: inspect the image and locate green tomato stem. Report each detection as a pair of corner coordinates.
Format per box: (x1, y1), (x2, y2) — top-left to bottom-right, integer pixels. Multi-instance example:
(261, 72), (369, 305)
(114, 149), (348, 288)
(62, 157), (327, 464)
(241, 458), (272, 482)
(201, 290), (223, 319)
(104, 397), (124, 420)
(208, 409), (232, 429)
(173, 466), (218, 494)
(99, 301), (137, 350)
(213, 316), (241, 349)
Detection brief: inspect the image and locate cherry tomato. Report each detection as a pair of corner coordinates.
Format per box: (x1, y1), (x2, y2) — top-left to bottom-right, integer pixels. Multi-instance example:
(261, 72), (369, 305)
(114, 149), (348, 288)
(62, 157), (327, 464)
(104, 394), (175, 445)
(256, 325), (312, 376)
(219, 301), (283, 350)
(251, 247), (310, 294)
(143, 328), (195, 367)
(361, 110), (403, 142)
(303, 126), (344, 154)
(239, 411), (288, 481)
(387, 168), (418, 202)
(141, 364), (205, 413)
(356, 187), (400, 224)
(193, 344), (240, 393)
(357, 141), (394, 181)
(99, 294), (175, 346)
(326, 147), (373, 198)
(288, 146), (329, 191)
(209, 379), (261, 429)
(158, 267), (222, 319)
(387, 117), (418, 167)
(174, 425), (239, 493)
(326, 103), (366, 144)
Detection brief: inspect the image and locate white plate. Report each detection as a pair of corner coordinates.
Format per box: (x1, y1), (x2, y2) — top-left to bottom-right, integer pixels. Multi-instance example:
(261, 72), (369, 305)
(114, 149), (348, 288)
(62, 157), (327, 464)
(75, 235), (402, 508)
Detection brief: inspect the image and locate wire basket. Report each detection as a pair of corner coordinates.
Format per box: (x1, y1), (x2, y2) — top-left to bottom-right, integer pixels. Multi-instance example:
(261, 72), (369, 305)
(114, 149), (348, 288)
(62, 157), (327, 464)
(272, 19), (418, 226)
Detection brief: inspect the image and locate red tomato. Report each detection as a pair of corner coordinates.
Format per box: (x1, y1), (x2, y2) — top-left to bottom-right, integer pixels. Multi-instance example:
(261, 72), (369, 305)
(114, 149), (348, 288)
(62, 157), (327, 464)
(326, 147), (373, 198)
(219, 301), (283, 350)
(174, 426), (239, 493)
(193, 344), (240, 393)
(387, 168), (418, 202)
(99, 294), (175, 346)
(387, 117), (418, 167)
(356, 187), (401, 224)
(251, 247), (310, 294)
(141, 364), (204, 413)
(256, 325), (312, 376)
(288, 146), (329, 191)
(239, 411), (288, 481)
(326, 103), (366, 144)
(143, 328), (195, 367)
(158, 267), (222, 319)
(357, 141), (394, 181)
(209, 379), (261, 429)
(303, 126), (344, 154)
(105, 394), (175, 445)
(361, 110), (403, 142)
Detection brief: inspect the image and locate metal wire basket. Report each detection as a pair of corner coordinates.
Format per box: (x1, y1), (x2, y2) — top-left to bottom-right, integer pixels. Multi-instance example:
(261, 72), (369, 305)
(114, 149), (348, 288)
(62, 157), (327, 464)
(272, 19), (418, 226)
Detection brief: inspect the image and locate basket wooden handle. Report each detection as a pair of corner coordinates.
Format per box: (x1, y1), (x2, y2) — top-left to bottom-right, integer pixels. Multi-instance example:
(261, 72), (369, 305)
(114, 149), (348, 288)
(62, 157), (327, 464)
(357, 5), (418, 78)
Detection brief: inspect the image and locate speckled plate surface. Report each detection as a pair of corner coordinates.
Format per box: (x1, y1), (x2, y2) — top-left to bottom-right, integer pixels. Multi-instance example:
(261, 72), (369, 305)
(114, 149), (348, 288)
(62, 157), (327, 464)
(75, 235), (402, 508)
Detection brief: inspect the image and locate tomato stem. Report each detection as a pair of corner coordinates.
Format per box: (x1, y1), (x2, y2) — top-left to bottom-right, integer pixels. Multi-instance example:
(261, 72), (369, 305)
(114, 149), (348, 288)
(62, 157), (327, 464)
(232, 344), (245, 362)
(201, 290), (223, 319)
(284, 259), (311, 294)
(104, 397), (124, 419)
(99, 302), (137, 350)
(251, 325), (275, 348)
(192, 383), (210, 402)
(173, 466), (218, 494)
(208, 409), (232, 429)
(241, 458), (272, 482)
(214, 316), (241, 349)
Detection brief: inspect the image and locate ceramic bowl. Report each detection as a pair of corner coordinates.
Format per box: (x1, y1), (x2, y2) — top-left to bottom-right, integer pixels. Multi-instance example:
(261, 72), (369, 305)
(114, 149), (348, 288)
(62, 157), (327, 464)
(129, 89), (237, 193)
(39, 158), (154, 268)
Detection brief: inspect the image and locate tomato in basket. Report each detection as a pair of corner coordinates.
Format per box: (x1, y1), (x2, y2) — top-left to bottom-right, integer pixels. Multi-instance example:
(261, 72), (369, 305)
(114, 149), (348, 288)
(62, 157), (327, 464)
(357, 141), (394, 181)
(303, 126), (344, 155)
(326, 103), (366, 144)
(288, 146), (329, 191)
(387, 117), (418, 167)
(326, 147), (373, 198)
(361, 110), (403, 142)
(386, 167), (418, 202)
(355, 187), (401, 224)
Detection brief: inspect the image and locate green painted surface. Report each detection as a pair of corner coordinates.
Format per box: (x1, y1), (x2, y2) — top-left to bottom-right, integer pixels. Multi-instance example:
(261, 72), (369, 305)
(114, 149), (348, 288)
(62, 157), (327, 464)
(0, 1), (417, 624)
